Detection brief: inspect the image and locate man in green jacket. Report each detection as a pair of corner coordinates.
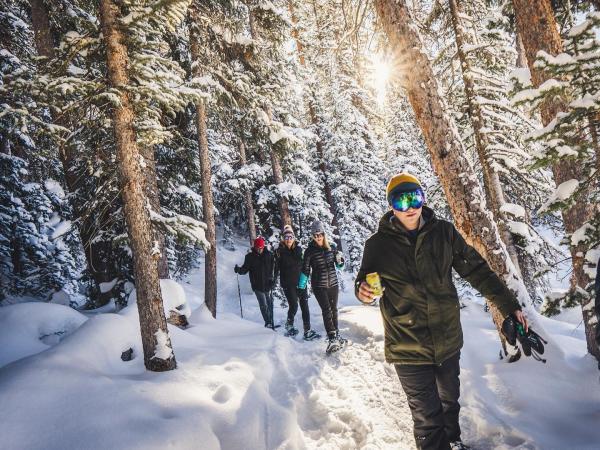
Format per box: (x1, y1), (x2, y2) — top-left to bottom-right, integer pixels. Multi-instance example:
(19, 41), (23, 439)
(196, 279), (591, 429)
(355, 173), (528, 450)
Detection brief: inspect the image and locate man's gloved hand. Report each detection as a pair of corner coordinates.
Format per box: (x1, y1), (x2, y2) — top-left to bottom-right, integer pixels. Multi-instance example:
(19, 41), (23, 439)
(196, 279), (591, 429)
(267, 278), (275, 290)
(234, 264), (240, 274)
(501, 312), (547, 362)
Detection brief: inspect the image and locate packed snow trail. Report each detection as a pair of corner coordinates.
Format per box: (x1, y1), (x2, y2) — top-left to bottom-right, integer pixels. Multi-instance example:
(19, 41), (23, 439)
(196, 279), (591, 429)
(1, 240), (600, 449)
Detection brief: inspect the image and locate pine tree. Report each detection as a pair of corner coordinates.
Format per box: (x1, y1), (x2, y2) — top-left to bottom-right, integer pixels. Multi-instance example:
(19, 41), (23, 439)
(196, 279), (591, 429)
(511, 10), (600, 351)
(512, 0), (598, 359)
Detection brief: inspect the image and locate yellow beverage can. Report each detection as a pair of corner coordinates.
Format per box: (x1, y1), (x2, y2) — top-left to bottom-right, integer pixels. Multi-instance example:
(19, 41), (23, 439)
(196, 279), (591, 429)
(366, 272), (383, 297)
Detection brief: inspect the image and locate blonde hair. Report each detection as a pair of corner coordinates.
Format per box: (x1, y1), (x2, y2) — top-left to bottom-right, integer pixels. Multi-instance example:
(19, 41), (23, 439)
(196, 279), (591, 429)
(280, 237), (296, 249)
(313, 233), (331, 251)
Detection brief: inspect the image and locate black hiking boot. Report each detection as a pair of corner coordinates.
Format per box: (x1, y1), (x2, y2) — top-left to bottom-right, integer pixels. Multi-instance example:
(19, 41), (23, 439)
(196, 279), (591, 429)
(303, 329), (320, 341)
(325, 334), (341, 355)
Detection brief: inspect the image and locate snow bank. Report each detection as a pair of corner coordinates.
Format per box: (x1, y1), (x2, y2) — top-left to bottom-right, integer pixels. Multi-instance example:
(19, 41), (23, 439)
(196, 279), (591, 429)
(0, 302), (87, 368)
(0, 302), (304, 450)
(126, 279), (191, 319)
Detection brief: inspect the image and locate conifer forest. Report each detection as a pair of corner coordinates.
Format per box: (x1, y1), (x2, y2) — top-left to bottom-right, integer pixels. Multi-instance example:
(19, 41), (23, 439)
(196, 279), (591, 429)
(1, 1), (600, 449)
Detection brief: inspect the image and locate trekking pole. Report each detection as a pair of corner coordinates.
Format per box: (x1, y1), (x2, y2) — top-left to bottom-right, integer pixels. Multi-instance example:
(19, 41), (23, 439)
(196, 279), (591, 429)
(236, 274), (243, 318)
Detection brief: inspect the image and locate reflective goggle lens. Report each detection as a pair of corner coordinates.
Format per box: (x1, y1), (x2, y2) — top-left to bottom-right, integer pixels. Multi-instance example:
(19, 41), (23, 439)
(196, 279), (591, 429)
(390, 189), (424, 212)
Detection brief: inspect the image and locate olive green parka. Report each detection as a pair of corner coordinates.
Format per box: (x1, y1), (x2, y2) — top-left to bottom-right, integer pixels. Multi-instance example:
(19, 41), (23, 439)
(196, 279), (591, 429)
(355, 207), (521, 365)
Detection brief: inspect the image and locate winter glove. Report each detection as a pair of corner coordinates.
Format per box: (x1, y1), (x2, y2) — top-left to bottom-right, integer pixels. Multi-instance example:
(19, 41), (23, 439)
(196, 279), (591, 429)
(234, 264), (240, 274)
(335, 252), (345, 269)
(267, 278), (275, 291)
(501, 314), (547, 363)
(297, 273), (308, 290)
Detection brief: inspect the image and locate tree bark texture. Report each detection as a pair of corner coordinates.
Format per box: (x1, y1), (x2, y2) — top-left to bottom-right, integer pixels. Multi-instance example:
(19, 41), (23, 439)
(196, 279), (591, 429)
(448, 0), (523, 279)
(100, 0), (176, 371)
(270, 145), (293, 228)
(264, 106), (292, 228)
(189, 16), (217, 317)
(139, 145), (169, 279)
(512, 0), (598, 359)
(239, 140), (258, 245)
(30, 0), (54, 59)
(195, 99), (218, 317)
(30, 0), (122, 306)
(374, 0), (527, 343)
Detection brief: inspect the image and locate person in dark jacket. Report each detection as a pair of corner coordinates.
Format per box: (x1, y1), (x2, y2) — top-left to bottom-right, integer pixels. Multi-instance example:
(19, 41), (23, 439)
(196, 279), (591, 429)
(355, 173), (527, 450)
(298, 220), (345, 352)
(274, 226), (319, 340)
(234, 237), (276, 329)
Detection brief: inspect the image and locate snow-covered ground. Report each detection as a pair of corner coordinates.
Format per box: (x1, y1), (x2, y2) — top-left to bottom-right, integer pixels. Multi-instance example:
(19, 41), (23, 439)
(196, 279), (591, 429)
(1, 240), (599, 450)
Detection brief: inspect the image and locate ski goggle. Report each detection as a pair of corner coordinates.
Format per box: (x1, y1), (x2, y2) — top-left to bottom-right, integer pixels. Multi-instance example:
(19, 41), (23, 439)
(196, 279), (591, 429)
(390, 188), (425, 212)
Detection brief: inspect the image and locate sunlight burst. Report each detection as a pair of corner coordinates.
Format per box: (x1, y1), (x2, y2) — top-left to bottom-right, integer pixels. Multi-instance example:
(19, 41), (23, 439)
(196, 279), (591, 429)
(370, 54), (391, 106)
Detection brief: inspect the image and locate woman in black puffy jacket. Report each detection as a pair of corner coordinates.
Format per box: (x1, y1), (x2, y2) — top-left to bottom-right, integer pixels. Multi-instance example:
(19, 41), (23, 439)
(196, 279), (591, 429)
(275, 226), (319, 340)
(298, 221), (345, 352)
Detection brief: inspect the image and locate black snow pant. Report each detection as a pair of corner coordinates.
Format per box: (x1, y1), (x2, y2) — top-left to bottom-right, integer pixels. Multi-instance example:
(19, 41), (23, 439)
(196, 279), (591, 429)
(254, 290), (274, 327)
(283, 287), (311, 331)
(313, 286), (339, 337)
(394, 352), (461, 450)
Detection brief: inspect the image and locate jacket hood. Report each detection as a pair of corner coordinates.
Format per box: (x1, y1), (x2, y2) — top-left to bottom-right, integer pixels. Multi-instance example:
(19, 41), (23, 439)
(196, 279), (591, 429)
(378, 205), (437, 237)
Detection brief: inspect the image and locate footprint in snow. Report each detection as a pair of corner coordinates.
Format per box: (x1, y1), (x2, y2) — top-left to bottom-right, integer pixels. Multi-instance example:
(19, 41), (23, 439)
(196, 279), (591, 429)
(212, 384), (233, 404)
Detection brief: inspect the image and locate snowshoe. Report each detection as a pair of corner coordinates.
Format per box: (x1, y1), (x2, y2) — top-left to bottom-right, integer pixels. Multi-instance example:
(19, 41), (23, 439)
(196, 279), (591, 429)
(335, 331), (348, 347)
(325, 337), (341, 355)
(303, 329), (321, 341)
(285, 327), (299, 337)
(284, 321), (299, 337)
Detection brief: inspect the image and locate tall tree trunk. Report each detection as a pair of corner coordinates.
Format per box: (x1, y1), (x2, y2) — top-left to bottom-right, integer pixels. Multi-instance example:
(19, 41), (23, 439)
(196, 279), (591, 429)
(448, 0), (523, 278)
(30, 0), (121, 306)
(512, 0), (598, 359)
(270, 144), (293, 228)
(288, 0), (344, 250)
(374, 0), (527, 345)
(100, 0), (176, 371)
(239, 140), (257, 245)
(195, 99), (217, 317)
(264, 105), (292, 228)
(139, 145), (169, 279)
(0, 136), (10, 155)
(188, 17), (217, 317)
(30, 0), (54, 59)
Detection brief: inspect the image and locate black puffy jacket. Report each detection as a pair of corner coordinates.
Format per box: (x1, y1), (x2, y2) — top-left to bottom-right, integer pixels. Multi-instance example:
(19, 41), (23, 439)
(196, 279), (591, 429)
(301, 240), (340, 289)
(275, 243), (303, 289)
(238, 249), (275, 292)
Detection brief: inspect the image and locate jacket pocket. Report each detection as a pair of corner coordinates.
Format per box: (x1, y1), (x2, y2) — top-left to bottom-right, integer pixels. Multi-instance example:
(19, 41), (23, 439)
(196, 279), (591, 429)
(390, 308), (416, 327)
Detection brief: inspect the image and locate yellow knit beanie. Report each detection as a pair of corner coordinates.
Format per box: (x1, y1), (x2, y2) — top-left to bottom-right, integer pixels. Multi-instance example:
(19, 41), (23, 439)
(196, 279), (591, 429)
(386, 173), (422, 203)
